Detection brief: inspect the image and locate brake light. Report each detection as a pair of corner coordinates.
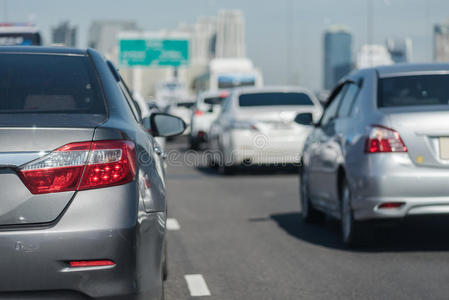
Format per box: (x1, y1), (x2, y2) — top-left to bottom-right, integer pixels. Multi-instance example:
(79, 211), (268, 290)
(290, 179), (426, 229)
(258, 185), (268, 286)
(194, 109), (203, 116)
(69, 260), (115, 267)
(365, 125), (407, 153)
(220, 91), (229, 98)
(18, 140), (136, 194)
(378, 202), (405, 209)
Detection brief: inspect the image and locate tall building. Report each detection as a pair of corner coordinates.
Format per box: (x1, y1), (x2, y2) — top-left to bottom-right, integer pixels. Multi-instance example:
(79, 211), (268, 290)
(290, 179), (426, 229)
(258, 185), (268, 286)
(215, 10), (245, 58)
(191, 16), (217, 65)
(88, 20), (138, 57)
(323, 25), (352, 90)
(434, 22), (449, 62)
(51, 21), (77, 47)
(386, 37), (412, 63)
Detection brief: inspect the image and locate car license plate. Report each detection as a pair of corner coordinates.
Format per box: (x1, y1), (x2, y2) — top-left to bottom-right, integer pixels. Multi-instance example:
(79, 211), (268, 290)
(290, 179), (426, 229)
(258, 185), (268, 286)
(440, 137), (449, 160)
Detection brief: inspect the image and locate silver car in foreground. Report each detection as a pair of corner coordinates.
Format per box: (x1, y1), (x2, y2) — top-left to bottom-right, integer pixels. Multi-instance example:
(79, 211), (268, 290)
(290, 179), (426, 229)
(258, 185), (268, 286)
(0, 47), (185, 299)
(300, 64), (449, 246)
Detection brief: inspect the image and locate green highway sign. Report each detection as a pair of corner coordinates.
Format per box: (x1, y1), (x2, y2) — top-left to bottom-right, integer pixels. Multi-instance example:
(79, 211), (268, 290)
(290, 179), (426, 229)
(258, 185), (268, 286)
(119, 38), (189, 67)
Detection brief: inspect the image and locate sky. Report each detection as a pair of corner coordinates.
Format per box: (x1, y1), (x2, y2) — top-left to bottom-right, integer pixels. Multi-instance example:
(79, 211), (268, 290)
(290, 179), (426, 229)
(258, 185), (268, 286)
(2, 0), (449, 91)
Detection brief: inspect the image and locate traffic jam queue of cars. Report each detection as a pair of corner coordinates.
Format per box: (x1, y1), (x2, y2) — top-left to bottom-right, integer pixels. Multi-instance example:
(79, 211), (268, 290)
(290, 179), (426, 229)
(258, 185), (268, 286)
(191, 63), (449, 247)
(1, 44), (449, 299)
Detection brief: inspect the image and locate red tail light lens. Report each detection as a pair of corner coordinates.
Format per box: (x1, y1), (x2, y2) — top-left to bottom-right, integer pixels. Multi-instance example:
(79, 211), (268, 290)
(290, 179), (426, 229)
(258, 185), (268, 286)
(79, 140), (136, 191)
(69, 260), (115, 267)
(18, 142), (91, 194)
(194, 109), (203, 116)
(220, 91), (229, 98)
(365, 125), (407, 153)
(18, 140), (136, 194)
(378, 202), (405, 209)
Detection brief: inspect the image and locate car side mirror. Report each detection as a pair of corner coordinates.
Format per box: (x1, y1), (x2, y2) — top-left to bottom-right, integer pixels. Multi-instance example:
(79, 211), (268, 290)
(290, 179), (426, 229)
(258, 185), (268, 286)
(294, 112), (314, 126)
(149, 113), (186, 137)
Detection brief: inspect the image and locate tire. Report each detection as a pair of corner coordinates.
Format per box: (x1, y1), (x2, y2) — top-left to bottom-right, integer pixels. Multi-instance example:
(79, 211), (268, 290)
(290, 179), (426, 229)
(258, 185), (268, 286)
(217, 146), (235, 175)
(218, 164), (235, 175)
(162, 242), (168, 281)
(299, 171), (325, 223)
(189, 137), (200, 150)
(340, 179), (365, 247)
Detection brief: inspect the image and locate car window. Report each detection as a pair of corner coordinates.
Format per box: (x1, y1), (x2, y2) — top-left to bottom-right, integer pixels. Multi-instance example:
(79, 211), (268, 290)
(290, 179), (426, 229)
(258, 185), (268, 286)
(338, 83), (360, 118)
(0, 54), (106, 115)
(239, 92), (314, 107)
(119, 81), (141, 123)
(378, 74), (449, 107)
(320, 84), (348, 126)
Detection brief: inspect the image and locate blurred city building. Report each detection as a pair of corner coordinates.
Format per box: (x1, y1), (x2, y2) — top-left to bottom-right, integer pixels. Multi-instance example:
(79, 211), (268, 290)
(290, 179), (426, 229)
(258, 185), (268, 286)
(105, 9), (250, 100)
(356, 44), (393, 69)
(323, 25), (352, 90)
(51, 21), (77, 47)
(215, 10), (246, 58)
(191, 16), (217, 65)
(434, 22), (449, 62)
(386, 37), (412, 63)
(88, 20), (138, 57)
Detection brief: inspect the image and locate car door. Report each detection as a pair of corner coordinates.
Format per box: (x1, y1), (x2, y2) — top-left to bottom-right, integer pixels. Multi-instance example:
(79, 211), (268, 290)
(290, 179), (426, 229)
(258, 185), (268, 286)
(307, 83), (347, 213)
(209, 93), (232, 152)
(118, 78), (167, 212)
(326, 81), (363, 214)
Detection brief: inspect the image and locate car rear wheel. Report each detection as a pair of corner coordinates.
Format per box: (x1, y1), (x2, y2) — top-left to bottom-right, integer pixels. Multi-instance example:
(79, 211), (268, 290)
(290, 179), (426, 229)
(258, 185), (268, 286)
(189, 137), (200, 150)
(217, 146), (235, 175)
(341, 179), (364, 247)
(162, 242), (168, 281)
(300, 171), (325, 223)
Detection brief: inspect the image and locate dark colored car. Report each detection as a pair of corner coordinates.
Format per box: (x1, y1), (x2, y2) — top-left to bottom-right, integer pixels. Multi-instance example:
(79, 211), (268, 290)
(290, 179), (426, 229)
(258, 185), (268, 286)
(0, 47), (185, 299)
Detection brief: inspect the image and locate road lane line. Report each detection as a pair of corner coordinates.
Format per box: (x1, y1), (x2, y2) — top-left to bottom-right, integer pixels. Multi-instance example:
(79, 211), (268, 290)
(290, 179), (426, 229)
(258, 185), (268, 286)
(184, 274), (211, 297)
(166, 218), (181, 231)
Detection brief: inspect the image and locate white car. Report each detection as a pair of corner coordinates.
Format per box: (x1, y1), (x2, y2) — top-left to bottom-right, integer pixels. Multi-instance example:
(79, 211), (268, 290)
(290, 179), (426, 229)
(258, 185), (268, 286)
(207, 87), (322, 174)
(166, 101), (195, 135)
(133, 92), (166, 151)
(189, 90), (229, 149)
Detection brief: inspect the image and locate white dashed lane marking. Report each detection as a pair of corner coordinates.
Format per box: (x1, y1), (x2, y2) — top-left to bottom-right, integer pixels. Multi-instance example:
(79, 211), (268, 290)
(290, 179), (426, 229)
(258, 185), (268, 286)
(184, 274), (211, 297)
(166, 218), (181, 231)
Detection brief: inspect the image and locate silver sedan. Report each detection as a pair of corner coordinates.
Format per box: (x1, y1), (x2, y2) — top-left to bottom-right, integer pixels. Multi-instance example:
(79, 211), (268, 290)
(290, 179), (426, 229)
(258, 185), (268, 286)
(299, 63), (449, 246)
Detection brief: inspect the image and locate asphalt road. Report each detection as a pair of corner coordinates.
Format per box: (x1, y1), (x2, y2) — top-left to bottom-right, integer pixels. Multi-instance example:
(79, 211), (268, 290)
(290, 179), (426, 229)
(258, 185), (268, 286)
(164, 138), (449, 300)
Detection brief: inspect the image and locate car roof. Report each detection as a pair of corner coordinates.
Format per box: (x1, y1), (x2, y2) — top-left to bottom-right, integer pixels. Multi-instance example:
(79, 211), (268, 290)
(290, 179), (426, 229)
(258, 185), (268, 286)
(198, 90), (229, 99)
(374, 63), (449, 77)
(233, 86), (314, 95)
(0, 46), (87, 56)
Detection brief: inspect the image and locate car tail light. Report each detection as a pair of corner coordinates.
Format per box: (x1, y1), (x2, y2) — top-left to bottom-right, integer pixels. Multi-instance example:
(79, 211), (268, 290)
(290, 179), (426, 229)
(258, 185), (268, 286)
(69, 260), (115, 267)
(365, 125), (407, 153)
(220, 91), (229, 98)
(378, 202), (405, 209)
(18, 140), (136, 194)
(194, 109), (203, 116)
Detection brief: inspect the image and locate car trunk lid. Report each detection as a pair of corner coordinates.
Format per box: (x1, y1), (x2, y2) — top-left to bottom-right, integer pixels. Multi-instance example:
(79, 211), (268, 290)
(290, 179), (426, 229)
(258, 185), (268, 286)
(0, 123), (96, 226)
(384, 107), (449, 168)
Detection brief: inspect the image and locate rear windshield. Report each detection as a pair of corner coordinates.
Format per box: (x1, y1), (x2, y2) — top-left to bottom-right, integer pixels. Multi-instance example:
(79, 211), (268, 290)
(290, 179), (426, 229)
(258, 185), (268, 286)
(239, 92), (314, 107)
(177, 102), (195, 108)
(0, 54), (106, 114)
(378, 74), (449, 107)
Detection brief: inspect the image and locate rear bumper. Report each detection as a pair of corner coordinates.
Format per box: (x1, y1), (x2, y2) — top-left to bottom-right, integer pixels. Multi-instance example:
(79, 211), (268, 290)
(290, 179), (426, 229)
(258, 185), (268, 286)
(190, 116), (214, 141)
(351, 154), (449, 221)
(0, 183), (165, 300)
(354, 196), (449, 221)
(225, 130), (305, 165)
